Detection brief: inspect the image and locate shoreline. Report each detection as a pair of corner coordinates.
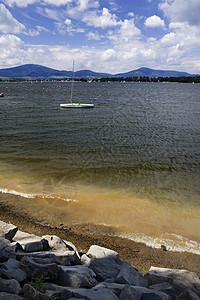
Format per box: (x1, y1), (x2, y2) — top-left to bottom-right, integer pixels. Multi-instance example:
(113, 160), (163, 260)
(0, 193), (200, 277)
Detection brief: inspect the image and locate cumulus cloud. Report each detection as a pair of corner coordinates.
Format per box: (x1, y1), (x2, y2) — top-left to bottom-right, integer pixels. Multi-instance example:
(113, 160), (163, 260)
(159, 0), (200, 26)
(144, 15), (165, 28)
(108, 18), (141, 43)
(0, 4), (25, 33)
(83, 7), (118, 28)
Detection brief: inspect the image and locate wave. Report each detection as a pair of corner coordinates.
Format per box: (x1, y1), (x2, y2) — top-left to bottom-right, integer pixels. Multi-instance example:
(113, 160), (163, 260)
(125, 232), (200, 255)
(0, 188), (77, 203)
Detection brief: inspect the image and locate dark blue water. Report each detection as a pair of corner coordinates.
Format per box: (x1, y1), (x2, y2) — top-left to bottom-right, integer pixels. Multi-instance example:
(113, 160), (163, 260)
(0, 81), (200, 253)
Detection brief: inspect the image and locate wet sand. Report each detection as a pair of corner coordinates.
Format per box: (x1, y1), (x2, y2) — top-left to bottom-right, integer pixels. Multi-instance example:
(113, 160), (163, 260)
(0, 192), (199, 277)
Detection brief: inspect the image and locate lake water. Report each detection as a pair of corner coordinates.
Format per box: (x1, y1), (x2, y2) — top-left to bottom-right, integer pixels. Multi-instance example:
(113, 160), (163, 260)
(0, 81), (199, 254)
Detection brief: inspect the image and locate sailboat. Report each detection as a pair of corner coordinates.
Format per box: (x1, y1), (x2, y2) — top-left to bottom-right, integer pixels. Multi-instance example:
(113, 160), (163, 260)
(60, 61), (94, 109)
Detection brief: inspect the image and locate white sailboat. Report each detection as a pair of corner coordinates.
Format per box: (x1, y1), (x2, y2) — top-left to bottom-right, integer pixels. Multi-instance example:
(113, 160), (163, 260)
(60, 61), (94, 109)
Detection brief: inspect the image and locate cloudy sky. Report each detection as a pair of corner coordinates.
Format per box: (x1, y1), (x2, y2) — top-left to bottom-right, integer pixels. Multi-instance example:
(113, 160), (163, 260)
(0, 0), (200, 74)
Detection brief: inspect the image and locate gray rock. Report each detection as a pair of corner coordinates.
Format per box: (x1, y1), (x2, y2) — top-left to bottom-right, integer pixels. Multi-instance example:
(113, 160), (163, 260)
(149, 282), (176, 300)
(0, 244), (16, 262)
(0, 221), (18, 242)
(119, 284), (142, 300)
(176, 287), (200, 300)
(96, 282), (125, 297)
(0, 278), (22, 295)
(87, 245), (121, 261)
(44, 283), (73, 299)
(21, 256), (60, 281)
(133, 286), (171, 299)
(0, 258), (26, 282)
(146, 267), (200, 289)
(42, 235), (78, 253)
(89, 256), (122, 281)
(72, 285), (119, 300)
(115, 262), (148, 287)
(24, 239), (49, 252)
(16, 249), (80, 265)
(0, 293), (23, 299)
(23, 284), (51, 300)
(57, 265), (97, 288)
(146, 266), (200, 296)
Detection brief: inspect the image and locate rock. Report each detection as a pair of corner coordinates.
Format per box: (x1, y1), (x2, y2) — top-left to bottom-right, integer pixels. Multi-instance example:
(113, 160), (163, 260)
(149, 282), (176, 300)
(57, 265), (97, 288)
(146, 266), (200, 296)
(20, 256), (60, 281)
(0, 243), (16, 262)
(115, 262), (148, 287)
(0, 221), (18, 241)
(96, 282), (125, 297)
(13, 231), (43, 248)
(72, 285), (119, 300)
(81, 253), (91, 266)
(87, 245), (121, 261)
(146, 267), (200, 289)
(44, 283), (73, 299)
(119, 284), (142, 300)
(0, 293), (23, 299)
(0, 258), (26, 283)
(133, 286), (171, 299)
(42, 235), (77, 252)
(23, 284), (51, 300)
(0, 278), (22, 295)
(16, 249), (80, 265)
(176, 287), (200, 300)
(24, 239), (49, 252)
(89, 256), (122, 281)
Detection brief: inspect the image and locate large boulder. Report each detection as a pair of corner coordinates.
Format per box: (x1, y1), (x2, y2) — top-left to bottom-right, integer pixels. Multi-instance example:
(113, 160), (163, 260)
(16, 248), (80, 266)
(72, 285), (119, 300)
(57, 265), (97, 288)
(23, 284), (51, 300)
(20, 256), (60, 281)
(89, 256), (122, 281)
(42, 235), (77, 252)
(0, 221), (18, 241)
(115, 262), (148, 287)
(0, 293), (23, 299)
(0, 258), (26, 283)
(86, 245), (123, 281)
(146, 266), (200, 297)
(44, 283), (73, 299)
(0, 278), (22, 295)
(0, 243), (16, 262)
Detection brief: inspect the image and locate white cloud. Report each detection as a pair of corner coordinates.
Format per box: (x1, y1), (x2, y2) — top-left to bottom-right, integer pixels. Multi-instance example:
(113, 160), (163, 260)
(108, 18), (141, 43)
(87, 31), (101, 40)
(26, 25), (49, 37)
(159, 0), (200, 26)
(3, 0), (70, 7)
(0, 4), (25, 33)
(83, 7), (118, 28)
(144, 15), (165, 28)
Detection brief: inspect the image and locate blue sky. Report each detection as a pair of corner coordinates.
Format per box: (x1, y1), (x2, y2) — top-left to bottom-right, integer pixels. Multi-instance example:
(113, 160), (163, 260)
(0, 0), (200, 74)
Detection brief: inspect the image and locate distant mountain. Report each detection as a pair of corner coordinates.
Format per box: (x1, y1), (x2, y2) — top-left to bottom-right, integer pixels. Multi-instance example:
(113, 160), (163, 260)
(115, 67), (195, 78)
(0, 64), (197, 79)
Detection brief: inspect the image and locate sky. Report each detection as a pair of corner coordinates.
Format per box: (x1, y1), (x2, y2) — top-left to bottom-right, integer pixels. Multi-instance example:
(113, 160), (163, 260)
(0, 0), (200, 74)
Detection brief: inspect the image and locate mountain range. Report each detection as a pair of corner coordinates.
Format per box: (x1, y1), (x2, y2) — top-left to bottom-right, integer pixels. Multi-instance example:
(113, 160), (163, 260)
(0, 64), (197, 79)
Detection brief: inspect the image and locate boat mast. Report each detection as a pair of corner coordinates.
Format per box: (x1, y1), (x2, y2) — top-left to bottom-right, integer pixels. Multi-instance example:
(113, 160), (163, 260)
(70, 61), (75, 103)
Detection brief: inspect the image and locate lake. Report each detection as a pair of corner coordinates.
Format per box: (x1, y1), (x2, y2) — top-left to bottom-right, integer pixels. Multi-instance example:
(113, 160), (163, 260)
(0, 81), (199, 254)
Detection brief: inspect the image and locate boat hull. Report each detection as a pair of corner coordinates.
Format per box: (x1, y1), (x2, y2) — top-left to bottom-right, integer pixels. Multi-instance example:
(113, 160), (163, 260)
(60, 103), (94, 108)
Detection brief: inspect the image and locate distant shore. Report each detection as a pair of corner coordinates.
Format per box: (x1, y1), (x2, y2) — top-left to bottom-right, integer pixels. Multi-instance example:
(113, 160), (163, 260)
(0, 192), (199, 277)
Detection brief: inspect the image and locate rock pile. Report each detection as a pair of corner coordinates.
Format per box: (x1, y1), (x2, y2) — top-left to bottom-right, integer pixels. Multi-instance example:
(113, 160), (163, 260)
(0, 220), (200, 299)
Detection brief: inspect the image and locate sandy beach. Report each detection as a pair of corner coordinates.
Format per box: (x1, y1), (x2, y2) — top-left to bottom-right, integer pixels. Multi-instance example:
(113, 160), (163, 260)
(0, 192), (199, 278)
